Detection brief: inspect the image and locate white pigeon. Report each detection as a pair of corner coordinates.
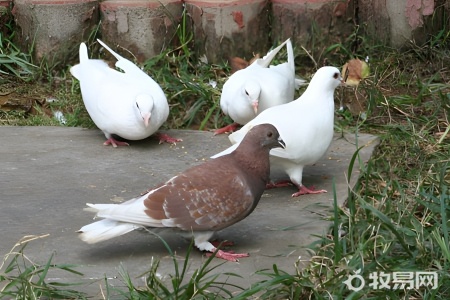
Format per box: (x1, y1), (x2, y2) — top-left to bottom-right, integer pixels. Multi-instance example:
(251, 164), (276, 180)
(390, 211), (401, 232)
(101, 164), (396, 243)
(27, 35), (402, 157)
(212, 66), (343, 197)
(215, 38), (303, 135)
(70, 39), (180, 147)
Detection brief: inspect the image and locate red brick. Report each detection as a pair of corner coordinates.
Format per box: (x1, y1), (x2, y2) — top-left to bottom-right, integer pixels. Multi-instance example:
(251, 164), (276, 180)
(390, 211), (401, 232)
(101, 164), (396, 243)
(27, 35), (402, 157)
(0, 0), (12, 6)
(187, 0), (264, 7)
(18, 0), (96, 4)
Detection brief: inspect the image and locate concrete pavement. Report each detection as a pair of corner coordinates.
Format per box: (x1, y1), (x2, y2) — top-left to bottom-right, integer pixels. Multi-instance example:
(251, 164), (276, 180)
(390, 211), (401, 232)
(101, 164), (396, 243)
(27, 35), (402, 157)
(0, 126), (379, 297)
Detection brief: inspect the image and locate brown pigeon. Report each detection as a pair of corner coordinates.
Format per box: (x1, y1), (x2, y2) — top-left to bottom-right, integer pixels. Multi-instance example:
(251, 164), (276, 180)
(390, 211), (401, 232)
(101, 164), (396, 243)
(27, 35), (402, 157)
(78, 124), (285, 261)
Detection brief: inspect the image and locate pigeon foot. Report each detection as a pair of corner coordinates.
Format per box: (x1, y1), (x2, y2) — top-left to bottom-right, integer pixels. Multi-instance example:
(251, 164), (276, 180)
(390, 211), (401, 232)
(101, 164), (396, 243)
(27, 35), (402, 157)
(214, 123), (240, 135)
(292, 185), (327, 197)
(103, 138), (129, 147)
(211, 240), (235, 248)
(206, 249), (249, 262)
(156, 133), (183, 145)
(266, 180), (292, 189)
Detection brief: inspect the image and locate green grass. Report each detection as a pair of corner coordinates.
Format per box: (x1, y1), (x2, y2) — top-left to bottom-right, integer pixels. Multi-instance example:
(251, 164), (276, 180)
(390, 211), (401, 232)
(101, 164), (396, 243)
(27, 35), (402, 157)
(1, 11), (450, 300)
(105, 232), (246, 299)
(140, 50), (227, 130)
(0, 235), (87, 299)
(0, 15), (37, 81)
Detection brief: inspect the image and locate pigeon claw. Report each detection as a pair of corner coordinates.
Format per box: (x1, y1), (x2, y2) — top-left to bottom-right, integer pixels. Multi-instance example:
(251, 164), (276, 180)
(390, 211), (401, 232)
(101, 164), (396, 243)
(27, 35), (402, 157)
(292, 185), (327, 197)
(266, 181), (327, 197)
(265, 180), (293, 189)
(156, 133), (183, 145)
(206, 249), (250, 262)
(211, 240), (235, 248)
(213, 123), (240, 135)
(103, 138), (129, 147)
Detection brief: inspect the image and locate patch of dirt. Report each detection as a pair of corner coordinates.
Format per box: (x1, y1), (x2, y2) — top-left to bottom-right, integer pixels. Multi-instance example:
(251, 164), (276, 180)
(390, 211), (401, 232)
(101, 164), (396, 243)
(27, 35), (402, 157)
(0, 78), (57, 120)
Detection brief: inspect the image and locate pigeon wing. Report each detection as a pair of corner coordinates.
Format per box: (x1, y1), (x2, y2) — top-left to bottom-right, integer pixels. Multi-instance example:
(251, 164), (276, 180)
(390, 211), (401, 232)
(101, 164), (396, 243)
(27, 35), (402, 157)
(144, 158), (257, 232)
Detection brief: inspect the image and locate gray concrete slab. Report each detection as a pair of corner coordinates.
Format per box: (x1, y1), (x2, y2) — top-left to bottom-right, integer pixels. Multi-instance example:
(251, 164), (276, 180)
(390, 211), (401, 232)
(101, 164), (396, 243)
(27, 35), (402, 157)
(0, 126), (379, 297)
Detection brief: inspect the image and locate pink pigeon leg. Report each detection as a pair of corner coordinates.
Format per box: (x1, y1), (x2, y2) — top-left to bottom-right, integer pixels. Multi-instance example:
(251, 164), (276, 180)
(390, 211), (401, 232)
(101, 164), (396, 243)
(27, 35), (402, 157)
(206, 249), (250, 262)
(266, 179), (327, 197)
(266, 180), (293, 189)
(213, 123), (240, 135)
(291, 184), (327, 197)
(211, 240), (235, 248)
(156, 133), (183, 145)
(103, 138), (129, 147)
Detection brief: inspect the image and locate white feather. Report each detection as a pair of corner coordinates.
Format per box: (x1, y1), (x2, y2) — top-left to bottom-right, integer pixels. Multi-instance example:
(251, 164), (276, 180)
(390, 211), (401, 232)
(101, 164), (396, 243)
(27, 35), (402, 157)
(89, 192), (165, 226)
(193, 231), (215, 252)
(78, 219), (141, 244)
(78, 192), (167, 244)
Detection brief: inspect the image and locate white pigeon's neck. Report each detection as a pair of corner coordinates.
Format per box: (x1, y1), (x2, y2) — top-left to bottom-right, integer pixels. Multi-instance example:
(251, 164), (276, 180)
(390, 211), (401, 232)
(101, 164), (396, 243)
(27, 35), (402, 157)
(302, 86), (335, 103)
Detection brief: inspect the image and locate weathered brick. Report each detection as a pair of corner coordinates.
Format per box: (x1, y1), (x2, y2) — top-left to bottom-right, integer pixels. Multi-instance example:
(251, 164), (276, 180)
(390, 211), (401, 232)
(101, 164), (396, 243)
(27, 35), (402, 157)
(185, 0), (270, 64)
(0, 0), (13, 36)
(271, 0), (355, 50)
(99, 0), (183, 63)
(358, 0), (449, 48)
(12, 0), (99, 64)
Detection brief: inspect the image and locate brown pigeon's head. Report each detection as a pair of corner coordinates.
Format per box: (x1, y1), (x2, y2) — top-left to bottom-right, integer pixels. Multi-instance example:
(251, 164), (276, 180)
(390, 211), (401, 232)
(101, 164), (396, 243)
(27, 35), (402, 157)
(242, 123), (285, 151)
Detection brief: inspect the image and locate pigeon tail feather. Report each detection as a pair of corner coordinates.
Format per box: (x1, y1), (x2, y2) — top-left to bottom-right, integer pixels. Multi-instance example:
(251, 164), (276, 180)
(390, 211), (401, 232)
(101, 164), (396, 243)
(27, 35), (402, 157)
(69, 43), (89, 79)
(228, 123), (253, 144)
(253, 38), (289, 68)
(286, 38), (294, 73)
(85, 195), (164, 227)
(210, 143), (238, 159)
(97, 39), (124, 61)
(210, 123), (251, 158)
(78, 219), (141, 244)
(97, 39), (142, 76)
(79, 43), (89, 63)
(268, 39), (296, 80)
(294, 77), (308, 89)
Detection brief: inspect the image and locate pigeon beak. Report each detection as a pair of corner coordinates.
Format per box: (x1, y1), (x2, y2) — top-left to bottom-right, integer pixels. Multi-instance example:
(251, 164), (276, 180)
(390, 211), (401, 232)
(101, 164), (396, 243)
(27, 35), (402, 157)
(263, 136), (285, 149)
(143, 112), (151, 127)
(252, 101), (258, 115)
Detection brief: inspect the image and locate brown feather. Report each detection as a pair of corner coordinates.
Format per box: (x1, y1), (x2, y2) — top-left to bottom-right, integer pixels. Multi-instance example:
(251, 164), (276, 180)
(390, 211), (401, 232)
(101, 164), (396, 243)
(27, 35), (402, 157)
(144, 124), (284, 232)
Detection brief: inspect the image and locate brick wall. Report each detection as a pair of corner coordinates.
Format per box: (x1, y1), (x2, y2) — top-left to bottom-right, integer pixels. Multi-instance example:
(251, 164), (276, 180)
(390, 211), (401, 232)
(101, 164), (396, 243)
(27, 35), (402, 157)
(3, 0), (449, 64)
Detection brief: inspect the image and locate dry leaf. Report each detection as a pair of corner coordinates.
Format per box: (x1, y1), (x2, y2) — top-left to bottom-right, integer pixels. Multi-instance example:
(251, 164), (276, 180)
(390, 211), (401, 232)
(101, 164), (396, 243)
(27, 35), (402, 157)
(229, 54), (260, 74)
(342, 59), (370, 86)
(229, 57), (249, 74)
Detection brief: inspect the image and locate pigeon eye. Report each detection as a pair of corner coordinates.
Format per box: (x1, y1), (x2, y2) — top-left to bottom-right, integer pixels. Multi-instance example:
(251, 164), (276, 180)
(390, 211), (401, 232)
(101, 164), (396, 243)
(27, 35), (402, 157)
(245, 90), (249, 96)
(267, 132), (273, 138)
(333, 72), (339, 79)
